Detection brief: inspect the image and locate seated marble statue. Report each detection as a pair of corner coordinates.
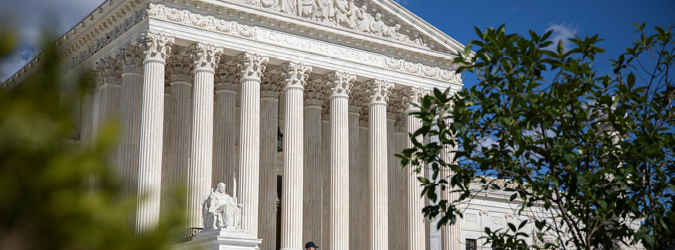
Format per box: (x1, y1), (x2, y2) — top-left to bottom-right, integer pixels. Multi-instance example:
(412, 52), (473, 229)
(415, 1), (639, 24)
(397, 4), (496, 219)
(202, 182), (242, 231)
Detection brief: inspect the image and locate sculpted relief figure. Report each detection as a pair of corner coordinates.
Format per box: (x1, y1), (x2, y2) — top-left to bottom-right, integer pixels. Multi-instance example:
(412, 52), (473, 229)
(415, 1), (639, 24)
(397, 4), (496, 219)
(353, 5), (373, 32)
(370, 13), (386, 36)
(261, 0), (279, 10)
(299, 0), (317, 18)
(202, 182), (243, 231)
(222, 0), (426, 46)
(279, 0), (297, 15)
(334, 0), (353, 28)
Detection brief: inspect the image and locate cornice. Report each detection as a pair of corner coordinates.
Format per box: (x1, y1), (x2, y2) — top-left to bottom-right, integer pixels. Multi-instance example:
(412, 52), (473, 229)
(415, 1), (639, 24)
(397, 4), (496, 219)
(3, 0), (146, 91)
(156, 0), (459, 62)
(148, 3), (462, 84)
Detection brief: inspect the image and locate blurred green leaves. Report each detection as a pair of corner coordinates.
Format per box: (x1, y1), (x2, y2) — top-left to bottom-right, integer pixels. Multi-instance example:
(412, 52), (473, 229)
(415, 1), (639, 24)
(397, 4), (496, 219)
(0, 31), (185, 249)
(399, 23), (674, 250)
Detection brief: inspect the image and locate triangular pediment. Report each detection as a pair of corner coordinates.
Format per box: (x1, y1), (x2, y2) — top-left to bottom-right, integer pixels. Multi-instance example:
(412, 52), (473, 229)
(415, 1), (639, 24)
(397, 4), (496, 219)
(210, 0), (464, 54)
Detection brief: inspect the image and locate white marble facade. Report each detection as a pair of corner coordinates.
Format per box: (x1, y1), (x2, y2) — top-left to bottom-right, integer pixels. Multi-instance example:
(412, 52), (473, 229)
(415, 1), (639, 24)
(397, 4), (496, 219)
(4, 0), (477, 249)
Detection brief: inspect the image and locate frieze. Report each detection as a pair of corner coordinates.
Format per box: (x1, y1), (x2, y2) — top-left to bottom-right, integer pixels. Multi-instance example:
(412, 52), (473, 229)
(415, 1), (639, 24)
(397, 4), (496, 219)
(146, 3), (461, 84)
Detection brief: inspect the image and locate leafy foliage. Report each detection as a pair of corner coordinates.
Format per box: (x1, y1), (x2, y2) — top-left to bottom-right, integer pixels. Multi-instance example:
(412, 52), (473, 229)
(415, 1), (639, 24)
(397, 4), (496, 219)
(0, 32), (185, 249)
(398, 24), (674, 250)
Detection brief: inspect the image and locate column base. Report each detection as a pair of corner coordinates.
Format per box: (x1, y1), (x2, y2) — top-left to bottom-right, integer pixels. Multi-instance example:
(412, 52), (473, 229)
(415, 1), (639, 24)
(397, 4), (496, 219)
(176, 228), (262, 250)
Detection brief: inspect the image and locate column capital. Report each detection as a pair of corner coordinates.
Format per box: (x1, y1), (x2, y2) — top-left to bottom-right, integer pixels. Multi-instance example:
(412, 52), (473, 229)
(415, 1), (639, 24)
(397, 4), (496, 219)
(216, 63), (240, 92)
(261, 72), (281, 99)
(140, 32), (175, 63)
(119, 45), (144, 75)
(235, 52), (269, 82)
(365, 79), (394, 106)
(359, 101), (369, 127)
(321, 98), (330, 120)
(304, 80), (325, 107)
(167, 55), (193, 84)
(165, 84), (172, 95)
(96, 56), (121, 88)
(348, 90), (364, 114)
(280, 61), (312, 91)
(322, 71), (355, 99)
(399, 86), (429, 113)
(189, 43), (223, 73)
(386, 97), (401, 121)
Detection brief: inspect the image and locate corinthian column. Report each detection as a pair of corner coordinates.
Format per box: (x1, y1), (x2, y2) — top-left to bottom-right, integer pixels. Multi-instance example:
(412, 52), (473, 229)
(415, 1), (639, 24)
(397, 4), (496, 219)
(400, 86), (427, 250)
(258, 73), (280, 250)
(94, 57), (122, 165)
(213, 64), (239, 189)
(186, 43), (223, 228)
(118, 45), (144, 205)
(348, 91), (363, 250)
(136, 32), (174, 235)
(366, 79), (394, 250)
(235, 52), (269, 235)
(440, 103), (460, 250)
(163, 55), (192, 216)
(302, 80), (323, 246)
(323, 71), (356, 250)
(279, 61), (312, 250)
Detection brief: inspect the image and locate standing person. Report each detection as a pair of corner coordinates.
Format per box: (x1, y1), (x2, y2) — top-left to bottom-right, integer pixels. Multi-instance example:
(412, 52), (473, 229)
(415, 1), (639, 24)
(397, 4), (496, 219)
(304, 241), (319, 250)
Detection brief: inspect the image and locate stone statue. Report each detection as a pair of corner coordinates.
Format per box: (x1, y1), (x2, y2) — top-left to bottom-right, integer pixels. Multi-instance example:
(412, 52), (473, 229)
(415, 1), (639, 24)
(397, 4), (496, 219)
(370, 13), (386, 36)
(279, 0), (297, 15)
(202, 182), (243, 231)
(354, 5), (372, 32)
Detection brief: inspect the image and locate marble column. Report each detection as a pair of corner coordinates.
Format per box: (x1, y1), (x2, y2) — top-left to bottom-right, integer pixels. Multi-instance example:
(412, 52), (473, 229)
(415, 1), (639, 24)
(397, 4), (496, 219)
(280, 61), (312, 250)
(387, 99), (404, 249)
(358, 108), (369, 248)
(400, 86), (427, 250)
(323, 71), (356, 250)
(258, 73), (279, 250)
(348, 91), (363, 250)
(165, 55), (193, 210)
(94, 57), (122, 165)
(303, 80), (323, 246)
(440, 122), (460, 250)
(213, 64), (239, 187)
(117, 45), (144, 205)
(366, 79), (394, 250)
(136, 32), (174, 235)
(321, 100), (331, 249)
(395, 116), (408, 250)
(160, 83), (173, 215)
(235, 52), (269, 236)
(186, 43), (223, 228)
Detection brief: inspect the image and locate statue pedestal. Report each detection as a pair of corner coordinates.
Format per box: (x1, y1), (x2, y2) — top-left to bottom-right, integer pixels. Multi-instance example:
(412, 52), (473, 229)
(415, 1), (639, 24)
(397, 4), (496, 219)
(176, 228), (262, 250)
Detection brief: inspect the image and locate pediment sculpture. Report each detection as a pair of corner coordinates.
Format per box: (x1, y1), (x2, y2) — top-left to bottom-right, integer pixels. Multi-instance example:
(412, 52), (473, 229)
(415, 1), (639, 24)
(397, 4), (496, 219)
(202, 182), (243, 231)
(234, 0), (425, 46)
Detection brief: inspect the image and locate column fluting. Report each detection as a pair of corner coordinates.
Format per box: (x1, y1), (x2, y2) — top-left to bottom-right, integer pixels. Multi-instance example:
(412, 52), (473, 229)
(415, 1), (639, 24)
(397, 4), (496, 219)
(186, 43), (223, 228)
(94, 57), (122, 166)
(321, 101), (331, 249)
(323, 71), (356, 250)
(348, 92), (363, 250)
(279, 61), (312, 250)
(366, 79), (394, 250)
(440, 107), (461, 250)
(400, 86), (427, 250)
(258, 73), (279, 250)
(117, 45), (144, 207)
(236, 52), (269, 235)
(213, 64), (240, 188)
(303, 80), (323, 246)
(136, 32), (174, 235)
(164, 55), (193, 218)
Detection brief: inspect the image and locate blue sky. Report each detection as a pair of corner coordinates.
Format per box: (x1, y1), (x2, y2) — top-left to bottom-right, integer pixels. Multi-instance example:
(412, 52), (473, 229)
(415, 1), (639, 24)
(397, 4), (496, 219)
(395, 0), (674, 88)
(1, 0), (673, 84)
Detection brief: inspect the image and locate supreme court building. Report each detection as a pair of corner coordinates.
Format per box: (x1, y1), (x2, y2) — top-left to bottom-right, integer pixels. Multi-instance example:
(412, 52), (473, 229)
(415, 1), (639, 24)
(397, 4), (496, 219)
(2, 0), (544, 249)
